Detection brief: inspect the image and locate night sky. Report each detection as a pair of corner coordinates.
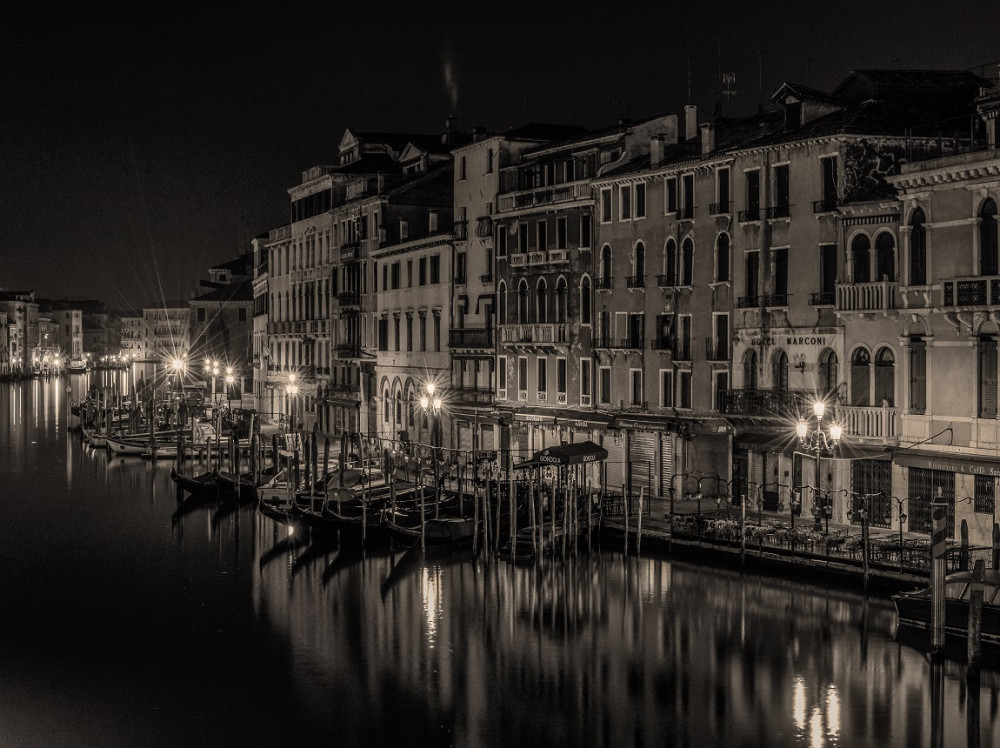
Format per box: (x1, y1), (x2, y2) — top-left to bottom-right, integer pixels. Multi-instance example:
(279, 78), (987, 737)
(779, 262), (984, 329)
(1, 2), (995, 312)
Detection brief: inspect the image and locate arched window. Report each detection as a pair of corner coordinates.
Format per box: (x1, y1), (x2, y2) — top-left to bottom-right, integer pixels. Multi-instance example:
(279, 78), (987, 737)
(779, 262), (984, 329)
(497, 281), (507, 324)
(383, 387), (390, 424)
(852, 235), (871, 283)
(517, 280), (529, 323)
(716, 233), (730, 282)
(536, 278), (548, 324)
(874, 347), (895, 406)
(981, 198), (998, 276)
(600, 244), (612, 280)
(664, 238), (677, 286)
(743, 349), (758, 390)
(818, 349), (839, 395)
(633, 242), (645, 286)
(555, 277), (568, 323)
(909, 209), (927, 286)
(580, 276), (592, 324)
(681, 237), (694, 286)
(773, 350), (789, 391)
(850, 348), (871, 406)
(875, 233), (896, 281)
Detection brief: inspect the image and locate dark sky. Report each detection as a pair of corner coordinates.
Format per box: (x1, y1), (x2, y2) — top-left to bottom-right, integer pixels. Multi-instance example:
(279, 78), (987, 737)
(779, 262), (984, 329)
(1, 2), (995, 313)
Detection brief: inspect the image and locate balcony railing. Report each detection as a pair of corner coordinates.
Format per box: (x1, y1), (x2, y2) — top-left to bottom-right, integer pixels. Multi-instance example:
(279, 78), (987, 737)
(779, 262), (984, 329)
(449, 328), (493, 348)
(717, 388), (814, 417)
(738, 208), (760, 223)
(340, 241), (361, 260)
(836, 280), (898, 312)
(650, 337), (675, 352)
(335, 344), (363, 359)
(528, 251), (547, 265)
(810, 291), (835, 306)
(813, 197), (840, 213)
(547, 249), (569, 264)
(656, 275), (675, 288)
(496, 181), (591, 213)
(451, 385), (495, 406)
(453, 221), (468, 241)
(620, 337), (644, 350)
(595, 277), (613, 291)
(942, 276), (1000, 307)
(835, 404), (898, 441)
(626, 275), (646, 289)
(509, 253), (528, 267)
(709, 200), (730, 215)
(475, 216), (494, 238)
(736, 295), (760, 309)
(762, 294), (788, 307)
(338, 291), (361, 306)
(500, 323), (568, 344)
(766, 205), (791, 219)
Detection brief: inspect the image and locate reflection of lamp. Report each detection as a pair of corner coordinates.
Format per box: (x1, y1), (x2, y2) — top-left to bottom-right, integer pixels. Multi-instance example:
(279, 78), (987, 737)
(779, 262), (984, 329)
(796, 400), (841, 533)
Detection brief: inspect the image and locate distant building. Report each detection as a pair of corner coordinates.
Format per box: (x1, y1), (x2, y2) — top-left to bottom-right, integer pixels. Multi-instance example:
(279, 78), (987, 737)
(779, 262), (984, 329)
(188, 253), (253, 391)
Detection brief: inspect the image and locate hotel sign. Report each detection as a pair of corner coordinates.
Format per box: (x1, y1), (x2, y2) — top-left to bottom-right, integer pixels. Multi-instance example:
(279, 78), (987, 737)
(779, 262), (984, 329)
(746, 335), (833, 348)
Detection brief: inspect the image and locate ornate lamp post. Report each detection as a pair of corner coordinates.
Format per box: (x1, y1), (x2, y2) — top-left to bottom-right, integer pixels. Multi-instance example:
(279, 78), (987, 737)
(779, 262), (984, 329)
(419, 382), (444, 518)
(170, 357), (186, 427)
(796, 400), (841, 533)
(286, 373), (299, 433)
(225, 371), (235, 413)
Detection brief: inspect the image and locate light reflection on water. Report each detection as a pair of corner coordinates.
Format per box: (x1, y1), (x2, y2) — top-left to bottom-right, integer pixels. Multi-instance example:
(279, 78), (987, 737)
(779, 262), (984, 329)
(1, 377), (999, 747)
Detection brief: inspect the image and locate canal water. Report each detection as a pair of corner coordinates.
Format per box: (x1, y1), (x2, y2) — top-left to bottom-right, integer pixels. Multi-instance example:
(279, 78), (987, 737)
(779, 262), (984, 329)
(1, 376), (998, 747)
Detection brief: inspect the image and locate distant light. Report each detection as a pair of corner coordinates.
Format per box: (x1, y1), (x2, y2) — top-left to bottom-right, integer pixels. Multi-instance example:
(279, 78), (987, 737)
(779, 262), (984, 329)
(812, 401), (825, 420)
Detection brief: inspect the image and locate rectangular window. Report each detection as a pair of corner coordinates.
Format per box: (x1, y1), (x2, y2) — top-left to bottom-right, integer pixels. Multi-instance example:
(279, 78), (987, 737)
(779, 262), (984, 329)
(713, 314), (729, 360)
(557, 357), (567, 397)
(980, 337), (998, 418)
(599, 366), (612, 404)
(391, 261), (400, 290)
(382, 264), (388, 292)
(635, 182), (646, 218)
(239, 308), (247, 322)
(774, 164), (790, 213)
(660, 370), (674, 407)
(419, 315), (427, 351)
(665, 177), (678, 214)
(907, 467), (955, 537)
(678, 370), (692, 408)
(820, 156), (838, 203)
(556, 217), (567, 249)
(197, 308), (206, 322)
(681, 173), (694, 218)
(600, 188), (613, 223)
(910, 338), (927, 414)
(745, 251), (759, 303)
(678, 315), (692, 360)
(378, 317), (389, 351)
(407, 259), (413, 287)
(975, 475), (995, 515)
(429, 255), (440, 284)
(745, 169), (760, 220)
(498, 356), (507, 395)
(393, 316), (400, 351)
(580, 214), (592, 248)
(773, 247), (788, 301)
(455, 252), (467, 284)
(713, 370), (729, 411)
(580, 358), (592, 405)
(459, 155), (466, 180)
(537, 221), (547, 251)
(433, 313), (441, 351)
(519, 223), (529, 251)
(630, 369), (643, 406)
(406, 316), (413, 352)
(418, 257), (427, 286)
(497, 225), (508, 257)
(518, 356), (528, 392)
(820, 244), (837, 302)
(620, 184), (632, 220)
(487, 149), (494, 173)
(537, 357), (547, 399)
(716, 167), (730, 212)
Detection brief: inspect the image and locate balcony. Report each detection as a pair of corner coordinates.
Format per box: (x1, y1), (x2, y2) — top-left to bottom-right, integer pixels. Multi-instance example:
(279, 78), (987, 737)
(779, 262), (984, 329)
(656, 275), (675, 288)
(738, 208), (760, 223)
(547, 249), (569, 264)
(338, 291), (361, 307)
(480, 273), (494, 283)
(496, 181), (591, 213)
(942, 276), (1000, 307)
(509, 253), (528, 267)
(620, 337), (644, 350)
(813, 197), (840, 213)
(336, 344), (363, 359)
(766, 205), (791, 220)
(717, 388), (813, 417)
(709, 200), (730, 215)
(835, 404), (898, 441)
(810, 291), (835, 306)
(454, 272), (467, 285)
(329, 383), (361, 401)
(528, 251), (547, 265)
(762, 294), (788, 308)
(626, 275), (646, 289)
(500, 323), (569, 344)
(650, 337), (675, 352)
(678, 205), (694, 220)
(475, 216), (494, 238)
(836, 280), (898, 312)
(736, 295), (760, 309)
(595, 277), (613, 291)
(451, 385), (495, 406)
(340, 241), (361, 260)
(449, 328), (493, 348)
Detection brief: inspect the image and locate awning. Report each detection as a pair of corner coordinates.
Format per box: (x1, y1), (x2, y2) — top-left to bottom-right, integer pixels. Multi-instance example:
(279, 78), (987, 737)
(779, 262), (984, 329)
(893, 448), (1000, 474)
(536, 440), (608, 465)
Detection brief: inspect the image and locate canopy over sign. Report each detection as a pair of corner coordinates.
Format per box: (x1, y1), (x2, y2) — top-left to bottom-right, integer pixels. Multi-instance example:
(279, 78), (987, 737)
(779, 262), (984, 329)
(515, 441), (609, 470)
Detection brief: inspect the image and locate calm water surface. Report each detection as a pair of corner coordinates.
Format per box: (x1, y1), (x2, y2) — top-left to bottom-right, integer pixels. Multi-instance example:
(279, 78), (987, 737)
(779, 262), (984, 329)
(1, 376), (998, 747)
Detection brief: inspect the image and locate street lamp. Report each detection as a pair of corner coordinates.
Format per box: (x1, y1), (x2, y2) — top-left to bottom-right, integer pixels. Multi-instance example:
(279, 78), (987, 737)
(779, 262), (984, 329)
(796, 400), (841, 533)
(286, 373), (299, 433)
(225, 371), (235, 413)
(170, 357), (187, 427)
(419, 382), (444, 519)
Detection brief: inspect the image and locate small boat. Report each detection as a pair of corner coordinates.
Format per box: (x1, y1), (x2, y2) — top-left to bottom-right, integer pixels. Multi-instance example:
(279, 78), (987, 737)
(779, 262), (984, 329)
(170, 466), (223, 498)
(106, 430), (191, 456)
(381, 511), (477, 545)
(893, 569), (1000, 645)
(82, 427), (108, 448)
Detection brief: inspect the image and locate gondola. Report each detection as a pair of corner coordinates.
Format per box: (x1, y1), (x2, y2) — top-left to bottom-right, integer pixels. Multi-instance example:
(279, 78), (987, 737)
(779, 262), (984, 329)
(169, 465), (224, 499)
(893, 568), (1000, 645)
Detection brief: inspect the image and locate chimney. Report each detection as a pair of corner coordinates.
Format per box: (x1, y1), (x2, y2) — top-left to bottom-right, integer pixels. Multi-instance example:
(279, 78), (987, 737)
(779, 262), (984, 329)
(650, 135), (664, 167)
(700, 123), (716, 155)
(684, 104), (699, 141)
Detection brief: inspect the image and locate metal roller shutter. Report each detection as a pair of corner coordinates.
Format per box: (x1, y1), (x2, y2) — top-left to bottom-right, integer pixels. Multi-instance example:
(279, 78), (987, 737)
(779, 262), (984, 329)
(658, 434), (674, 499)
(628, 431), (656, 498)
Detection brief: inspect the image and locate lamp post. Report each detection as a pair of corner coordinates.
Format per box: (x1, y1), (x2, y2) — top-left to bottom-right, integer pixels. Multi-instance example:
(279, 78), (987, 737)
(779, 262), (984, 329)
(170, 357), (186, 428)
(892, 495), (908, 573)
(420, 382), (444, 519)
(286, 373), (299, 433)
(796, 400), (842, 534)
